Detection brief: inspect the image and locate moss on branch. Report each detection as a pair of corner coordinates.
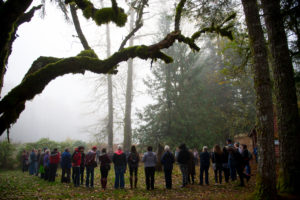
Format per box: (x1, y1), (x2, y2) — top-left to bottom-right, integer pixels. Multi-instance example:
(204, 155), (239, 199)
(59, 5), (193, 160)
(65, 0), (127, 27)
(174, 0), (186, 31)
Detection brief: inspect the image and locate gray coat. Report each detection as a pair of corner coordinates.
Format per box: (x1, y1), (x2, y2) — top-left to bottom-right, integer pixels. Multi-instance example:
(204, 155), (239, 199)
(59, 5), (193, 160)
(142, 151), (157, 168)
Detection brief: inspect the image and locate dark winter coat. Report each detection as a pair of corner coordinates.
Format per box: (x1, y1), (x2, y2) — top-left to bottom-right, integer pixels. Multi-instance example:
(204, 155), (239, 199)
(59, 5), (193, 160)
(99, 153), (111, 167)
(161, 151), (175, 170)
(112, 150), (127, 167)
(177, 149), (190, 165)
(200, 151), (210, 168)
(211, 152), (223, 170)
(80, 152), (85, 168)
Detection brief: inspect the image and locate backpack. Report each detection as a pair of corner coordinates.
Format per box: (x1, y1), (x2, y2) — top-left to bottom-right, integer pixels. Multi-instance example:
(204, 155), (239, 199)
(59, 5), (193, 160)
(85, 152), (97, 167)
(129, 152), (138, 164)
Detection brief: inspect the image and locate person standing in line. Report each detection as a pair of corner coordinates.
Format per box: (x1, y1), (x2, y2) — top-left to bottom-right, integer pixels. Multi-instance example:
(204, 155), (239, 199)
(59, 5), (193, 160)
(161, 145), (175, 189)
(72, 147), (82, 187)
(43, 150), (50, 181)
(199, 146), (210, 185)
(21, 150), (29, 172)
(79, 146), (85, 185)
(49, 148), (60, 182)
(242, 144), (252, 176)
(188, 149), (196, 184)
(222, 146), (230, 183)
(142, 146), (157, 190)
(177, 144), (190, 188)
(112, 145), (127, 189)
(193, 149), (199, 166)
(85, 146), (97, 188)
(35, 149), (41, 176)
(127, 145), (140, 189)
(211, 144), (223, 185)
(232, 145), (250, 187)
(39, 148), (46, 179)
(99, 148), (111, 190)
(61, 148), (72, 183)
(29, 149), (37, 175)
(227, 139), (237, 181)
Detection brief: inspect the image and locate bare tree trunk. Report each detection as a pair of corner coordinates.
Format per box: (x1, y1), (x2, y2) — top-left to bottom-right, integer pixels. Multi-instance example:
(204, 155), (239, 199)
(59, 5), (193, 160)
(123, 10), (135, 152)
(105, 23), (114, 154)
(261, 0), (300, 194)
(241, 0), (277, 199)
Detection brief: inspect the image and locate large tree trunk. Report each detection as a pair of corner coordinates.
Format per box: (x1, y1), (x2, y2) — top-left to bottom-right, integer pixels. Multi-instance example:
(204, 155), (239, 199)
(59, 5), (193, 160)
(106, 24), (114, 154)
(261, 0), (300, 194)
(241, 0), (277, 199)
(123, 10), (135, 152)
(0, 0), (33, 96)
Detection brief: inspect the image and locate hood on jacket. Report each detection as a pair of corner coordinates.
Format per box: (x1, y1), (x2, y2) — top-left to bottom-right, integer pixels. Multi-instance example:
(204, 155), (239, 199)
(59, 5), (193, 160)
(115, 149), (123, 155)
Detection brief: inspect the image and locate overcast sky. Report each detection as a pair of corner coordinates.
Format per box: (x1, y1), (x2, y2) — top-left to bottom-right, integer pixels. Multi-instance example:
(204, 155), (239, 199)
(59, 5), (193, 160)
(0, 0), (173, 143)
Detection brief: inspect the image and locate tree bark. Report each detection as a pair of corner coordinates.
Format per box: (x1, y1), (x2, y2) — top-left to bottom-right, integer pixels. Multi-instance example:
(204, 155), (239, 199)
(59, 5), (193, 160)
(0, 0), (34, 96)
(261, 0), (300, 194)
(105, 23), (114, 154)
(241, 0), (277, 199)
(123, 10), (135, 153)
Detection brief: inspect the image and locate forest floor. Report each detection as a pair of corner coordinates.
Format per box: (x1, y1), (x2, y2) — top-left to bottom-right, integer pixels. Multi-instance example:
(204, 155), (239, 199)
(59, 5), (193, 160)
(0, 164), (258, 200)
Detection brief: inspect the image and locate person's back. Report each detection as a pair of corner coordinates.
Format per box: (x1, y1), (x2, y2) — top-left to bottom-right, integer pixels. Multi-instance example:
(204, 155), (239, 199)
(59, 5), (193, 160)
(61, 151), (71, 169)
(142, 151), (157, 167)
(113, 150), (126, 167)
(85, 150), (97, 167)
(161, 151), (175, 170)
(128, 151), (140, 168)
(50, 151), (60, 164)
(200, 151), (210, 167)
(177, 148), (190, 165)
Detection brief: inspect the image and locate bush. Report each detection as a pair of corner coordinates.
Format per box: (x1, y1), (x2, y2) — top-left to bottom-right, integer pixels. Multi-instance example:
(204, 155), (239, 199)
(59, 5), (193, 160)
(0, 140), (16, 169)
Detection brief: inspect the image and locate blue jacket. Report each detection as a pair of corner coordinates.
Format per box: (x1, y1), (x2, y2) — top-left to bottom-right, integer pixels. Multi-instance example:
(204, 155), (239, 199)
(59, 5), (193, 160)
(61, 151), (71, 169)
(142, 151), (157, 168)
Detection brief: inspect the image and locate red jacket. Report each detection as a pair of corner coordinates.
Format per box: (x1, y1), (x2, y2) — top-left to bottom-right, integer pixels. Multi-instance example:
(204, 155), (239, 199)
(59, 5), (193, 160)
(49, 151), (60, 164)
(72, 151), (81, 167)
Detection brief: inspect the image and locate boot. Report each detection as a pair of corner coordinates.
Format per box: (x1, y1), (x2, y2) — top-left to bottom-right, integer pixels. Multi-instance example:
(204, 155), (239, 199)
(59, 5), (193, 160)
(134, 177), (138, 188)
(101, 178), (104, 189)
(130, 176), (133, 189)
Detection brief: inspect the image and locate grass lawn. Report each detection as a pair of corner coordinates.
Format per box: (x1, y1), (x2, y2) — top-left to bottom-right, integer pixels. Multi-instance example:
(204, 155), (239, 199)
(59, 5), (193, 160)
(0, 164), (256, 200)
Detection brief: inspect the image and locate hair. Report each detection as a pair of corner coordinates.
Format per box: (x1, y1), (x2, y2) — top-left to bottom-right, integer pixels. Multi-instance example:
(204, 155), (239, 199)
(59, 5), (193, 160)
(65, 148), (69, 152)
(101, 148), (107, 153)
(117, 145), (122, 150)
(147, 146), (153, 151)
(131, 145), (137, 153)
(227, 139), (232, 144)
(202, 146), (208, 152)
(53, 148), (58, 151)
(179, 143), (187, 150)
(164, 145), (170, 151)
(45, 149), (50, 154)
(78, 146), (84, 150)
(234, 142), (240, 147)
(242, 144), (247, 149)
(213, 144), (222, 154)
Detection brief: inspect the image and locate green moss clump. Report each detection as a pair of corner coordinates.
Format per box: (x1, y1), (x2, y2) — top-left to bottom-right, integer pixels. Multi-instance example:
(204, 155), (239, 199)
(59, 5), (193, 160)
(77, 49), (98, 58)
(82, 3), (94, 19)
(94, 7), (127, 27)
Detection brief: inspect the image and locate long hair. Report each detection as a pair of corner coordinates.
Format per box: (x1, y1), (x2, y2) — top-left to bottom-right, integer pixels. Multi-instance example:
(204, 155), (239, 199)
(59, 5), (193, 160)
(213, 144), (222, 154)
(131, 145), (137, 153)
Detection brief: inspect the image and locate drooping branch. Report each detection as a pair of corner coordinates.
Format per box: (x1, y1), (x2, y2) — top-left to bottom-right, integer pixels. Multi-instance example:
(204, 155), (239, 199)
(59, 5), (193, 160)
(65, 0), (127, 27)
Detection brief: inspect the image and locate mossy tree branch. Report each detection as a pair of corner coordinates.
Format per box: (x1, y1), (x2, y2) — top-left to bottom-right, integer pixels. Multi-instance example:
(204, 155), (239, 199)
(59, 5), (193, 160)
(65, 0), (127, 27)
(0, 31), (185, 135)
(174, 0), (186, 32)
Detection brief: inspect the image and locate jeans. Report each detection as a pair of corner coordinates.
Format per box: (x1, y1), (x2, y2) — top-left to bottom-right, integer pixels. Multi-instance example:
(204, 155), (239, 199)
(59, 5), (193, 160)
(114, 165), (125, 189)
(228, 158), (237, 181)
(145, 167), (155, 190)
(49, 163), (58, 182)
(164, 168), (172, 189)
(86, 166), (95, 187)
(245, 163), (251, 175)
(61, 168), (71, 183)
(214, 169), (222, 184)
(80, 166), (84, 184)
(180, 164), (188, 186)
(73, 166), (80, 187)
(200, 165), (209, 185)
